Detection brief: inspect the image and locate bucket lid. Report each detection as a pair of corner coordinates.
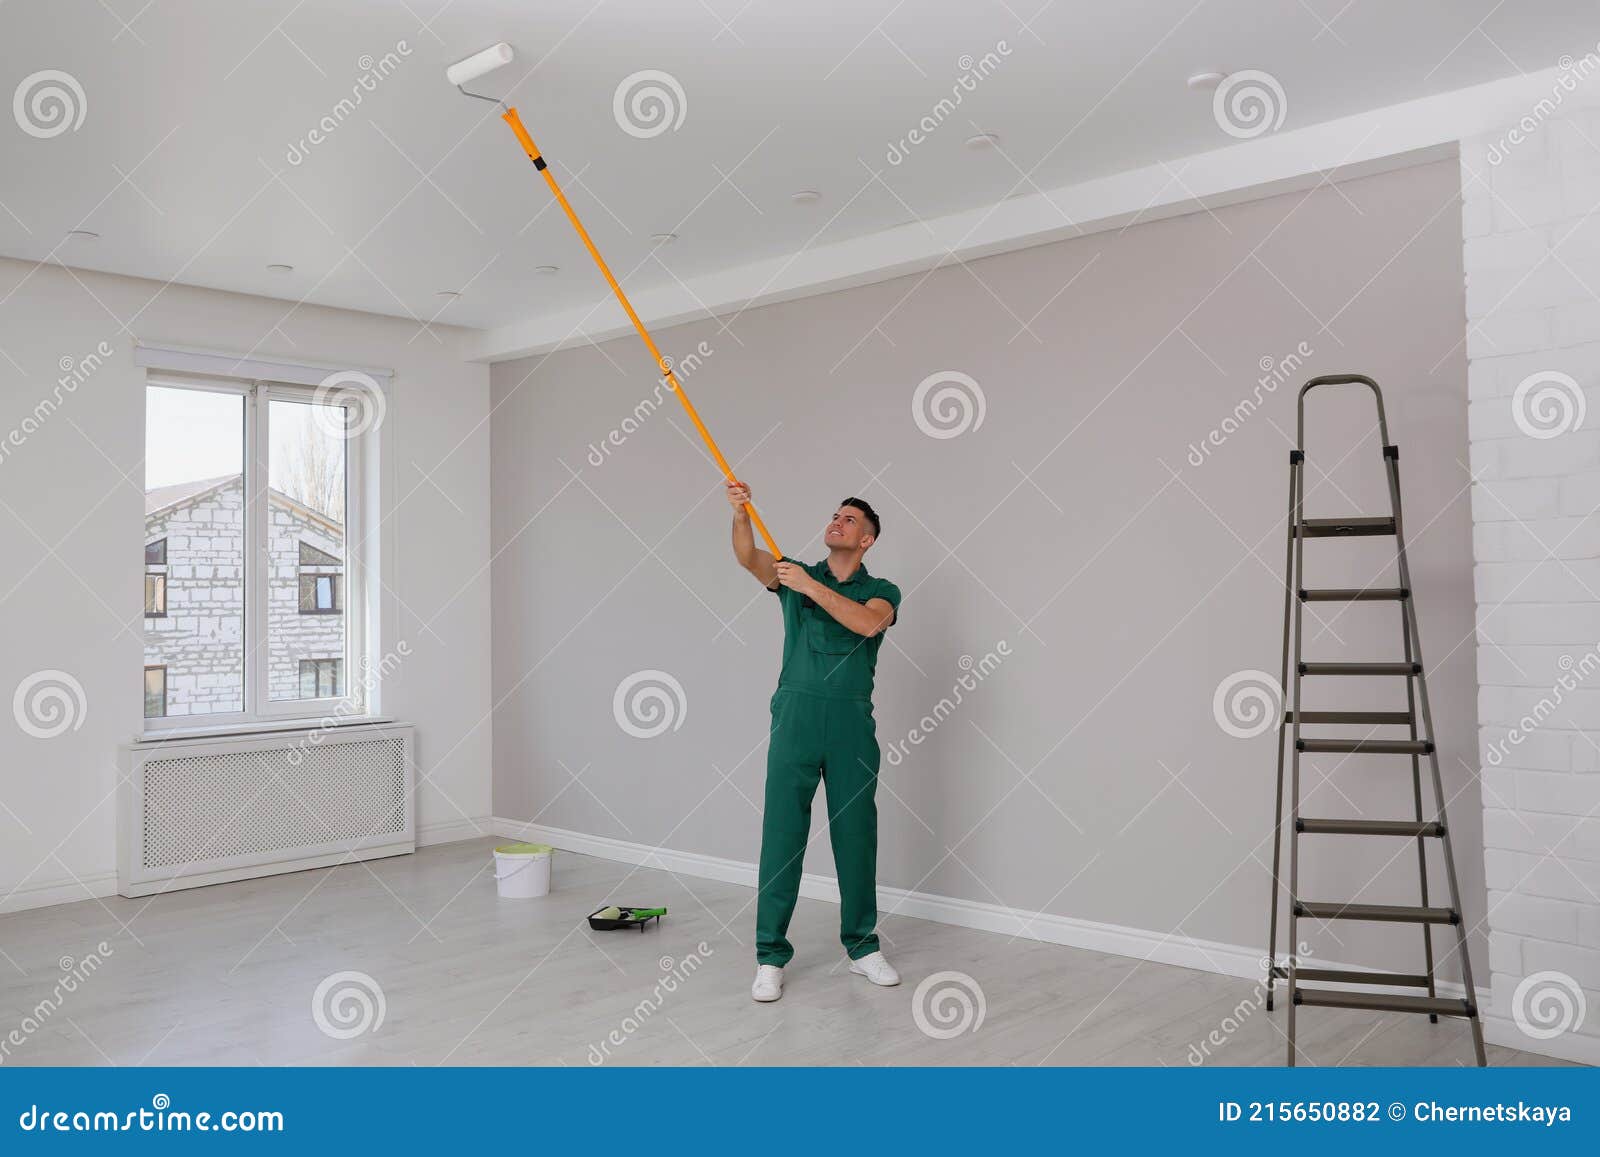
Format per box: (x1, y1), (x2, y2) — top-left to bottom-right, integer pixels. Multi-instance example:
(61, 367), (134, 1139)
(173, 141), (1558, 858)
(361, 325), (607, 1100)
(495, 842), (554, 856)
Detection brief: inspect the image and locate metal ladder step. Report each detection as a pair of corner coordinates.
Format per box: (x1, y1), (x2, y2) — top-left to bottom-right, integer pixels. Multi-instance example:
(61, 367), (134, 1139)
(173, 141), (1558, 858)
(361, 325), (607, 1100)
(1294, 901), (1458, 924)
(1299, 661), (1420, 676)
(1284, 710), (1414, 725)
(1297, 738), (1433, 755)
(1270, 965), (1432, 986)
(1295, 516), (1396, 539)
(1297, 818), (1443, 837)
(1293, 989), (1474, 1017)
(1299, 587), (1408, 602)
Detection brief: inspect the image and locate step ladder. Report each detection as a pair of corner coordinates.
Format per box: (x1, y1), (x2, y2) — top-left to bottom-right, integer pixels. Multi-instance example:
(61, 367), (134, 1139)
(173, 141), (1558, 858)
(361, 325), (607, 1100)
(1262, 374), (1486, 1067)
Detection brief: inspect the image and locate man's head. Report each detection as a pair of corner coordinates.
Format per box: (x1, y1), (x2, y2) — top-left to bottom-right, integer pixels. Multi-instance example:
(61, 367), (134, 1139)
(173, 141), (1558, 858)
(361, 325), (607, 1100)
(825, 497), (881, 554)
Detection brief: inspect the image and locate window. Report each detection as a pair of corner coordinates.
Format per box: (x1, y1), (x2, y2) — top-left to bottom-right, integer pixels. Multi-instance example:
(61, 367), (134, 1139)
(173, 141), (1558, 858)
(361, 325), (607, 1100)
(142, 376), (370, 730)
(297, 573), (341, 614)
(144, 667), (166, 719)
(298, 658), (342, 700)
(144, 572), (167, 617)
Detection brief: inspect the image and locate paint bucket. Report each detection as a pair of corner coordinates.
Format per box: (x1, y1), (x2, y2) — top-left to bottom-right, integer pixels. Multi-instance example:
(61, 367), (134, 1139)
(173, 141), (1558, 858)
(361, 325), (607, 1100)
(493, 843), (553, 899)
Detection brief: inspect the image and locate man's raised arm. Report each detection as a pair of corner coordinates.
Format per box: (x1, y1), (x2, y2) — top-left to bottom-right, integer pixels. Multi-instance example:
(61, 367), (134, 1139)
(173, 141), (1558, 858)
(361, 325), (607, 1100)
(728, 479), (778, 588)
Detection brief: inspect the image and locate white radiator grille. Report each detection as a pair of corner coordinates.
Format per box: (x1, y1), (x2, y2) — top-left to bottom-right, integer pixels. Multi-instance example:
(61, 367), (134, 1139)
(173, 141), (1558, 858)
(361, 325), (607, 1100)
(140, 736), (408, 869)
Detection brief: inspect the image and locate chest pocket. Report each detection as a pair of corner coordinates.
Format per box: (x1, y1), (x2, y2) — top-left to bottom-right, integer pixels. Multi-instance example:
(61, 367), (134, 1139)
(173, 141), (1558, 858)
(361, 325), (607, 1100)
(801, 598), (860, 655)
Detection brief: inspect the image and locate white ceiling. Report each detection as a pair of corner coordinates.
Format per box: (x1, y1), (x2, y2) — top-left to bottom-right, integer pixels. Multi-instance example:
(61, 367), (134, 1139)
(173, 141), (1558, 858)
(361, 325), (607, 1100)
(3, 0), (1599, 334)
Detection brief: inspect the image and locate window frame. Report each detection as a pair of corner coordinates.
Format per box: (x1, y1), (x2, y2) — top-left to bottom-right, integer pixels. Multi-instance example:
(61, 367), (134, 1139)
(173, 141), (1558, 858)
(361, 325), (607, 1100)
(144, 571), (167, 617)
(143, 665), (167, 720)
(141, 374), (371, 733)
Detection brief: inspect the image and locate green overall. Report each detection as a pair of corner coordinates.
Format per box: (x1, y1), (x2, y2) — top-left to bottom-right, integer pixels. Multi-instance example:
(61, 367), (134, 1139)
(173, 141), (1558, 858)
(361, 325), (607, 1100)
(757, 558), (901, 966)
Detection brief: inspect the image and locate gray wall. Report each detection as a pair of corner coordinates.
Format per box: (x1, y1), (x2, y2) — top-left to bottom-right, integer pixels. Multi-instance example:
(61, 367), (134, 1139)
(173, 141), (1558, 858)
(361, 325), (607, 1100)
(491, 158), (1484, 977)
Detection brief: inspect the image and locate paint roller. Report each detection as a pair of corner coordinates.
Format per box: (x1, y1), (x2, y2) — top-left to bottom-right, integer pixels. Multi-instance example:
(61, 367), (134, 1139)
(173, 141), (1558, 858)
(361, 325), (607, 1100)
(448, 43), (783, 561)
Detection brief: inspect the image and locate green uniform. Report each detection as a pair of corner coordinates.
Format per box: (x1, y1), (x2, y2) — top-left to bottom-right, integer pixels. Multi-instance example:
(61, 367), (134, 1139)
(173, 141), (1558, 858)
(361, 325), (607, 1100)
(757, 558), (902, 967)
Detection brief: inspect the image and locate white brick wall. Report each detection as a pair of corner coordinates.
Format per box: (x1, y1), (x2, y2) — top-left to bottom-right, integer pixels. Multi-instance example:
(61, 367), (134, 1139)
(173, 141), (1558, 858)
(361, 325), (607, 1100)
(1463, 101), (1600, 1064)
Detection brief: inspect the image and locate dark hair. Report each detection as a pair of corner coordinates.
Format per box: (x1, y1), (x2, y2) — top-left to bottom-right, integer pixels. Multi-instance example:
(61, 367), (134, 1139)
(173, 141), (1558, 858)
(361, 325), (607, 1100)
(839, 497), (881, 539)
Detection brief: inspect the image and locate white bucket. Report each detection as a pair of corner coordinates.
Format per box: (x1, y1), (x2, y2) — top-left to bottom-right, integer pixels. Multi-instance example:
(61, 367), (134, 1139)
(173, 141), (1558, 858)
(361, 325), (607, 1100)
(493, 843), (553, 899)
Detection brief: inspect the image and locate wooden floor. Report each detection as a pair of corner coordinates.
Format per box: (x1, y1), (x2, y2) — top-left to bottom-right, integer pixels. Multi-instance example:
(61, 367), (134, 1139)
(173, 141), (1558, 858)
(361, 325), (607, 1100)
(0, 838), (1572, 1067)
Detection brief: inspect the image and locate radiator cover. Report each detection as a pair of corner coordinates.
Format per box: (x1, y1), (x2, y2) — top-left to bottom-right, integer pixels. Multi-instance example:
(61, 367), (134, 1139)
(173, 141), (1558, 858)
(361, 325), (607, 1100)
(119, 723), (415, 896)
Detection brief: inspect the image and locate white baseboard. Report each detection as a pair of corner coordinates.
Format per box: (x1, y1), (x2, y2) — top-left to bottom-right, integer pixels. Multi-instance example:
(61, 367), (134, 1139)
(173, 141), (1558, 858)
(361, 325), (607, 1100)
(1484, 1015), (1600, 1066)
(492, 816), (1502, 1014)
(418, 815), (494, 847)
(0, 870), (119, 915)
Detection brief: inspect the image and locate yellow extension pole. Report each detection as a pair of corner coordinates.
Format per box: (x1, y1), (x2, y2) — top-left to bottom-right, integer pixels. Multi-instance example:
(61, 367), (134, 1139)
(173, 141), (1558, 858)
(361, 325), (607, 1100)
(500, 106), (783, 561)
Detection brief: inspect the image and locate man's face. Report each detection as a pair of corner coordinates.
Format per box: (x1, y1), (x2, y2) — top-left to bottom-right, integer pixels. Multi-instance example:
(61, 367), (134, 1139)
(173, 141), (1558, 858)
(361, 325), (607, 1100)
(824, 505), (874, 552)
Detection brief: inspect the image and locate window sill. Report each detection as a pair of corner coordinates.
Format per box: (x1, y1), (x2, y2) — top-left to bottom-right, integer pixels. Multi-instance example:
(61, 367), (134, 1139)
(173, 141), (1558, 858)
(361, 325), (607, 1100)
(134, 715), (394, 745)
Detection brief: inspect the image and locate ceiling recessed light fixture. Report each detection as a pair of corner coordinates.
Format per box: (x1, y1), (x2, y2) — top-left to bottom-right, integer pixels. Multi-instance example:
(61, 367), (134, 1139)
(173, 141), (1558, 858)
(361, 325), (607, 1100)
(532, 264), (559, 275)
(964, 132), (1000, 151)
(649, 232), (678, 246)
(1187, 72), (1225, 90)
(790, 189), (821, 204)
(65, 229), (99, 240)
(266, 263), (294, 273)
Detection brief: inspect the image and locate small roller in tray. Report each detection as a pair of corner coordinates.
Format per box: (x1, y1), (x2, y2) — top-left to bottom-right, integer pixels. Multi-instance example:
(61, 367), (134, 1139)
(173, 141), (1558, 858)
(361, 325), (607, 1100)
(587, 905), (666, 931)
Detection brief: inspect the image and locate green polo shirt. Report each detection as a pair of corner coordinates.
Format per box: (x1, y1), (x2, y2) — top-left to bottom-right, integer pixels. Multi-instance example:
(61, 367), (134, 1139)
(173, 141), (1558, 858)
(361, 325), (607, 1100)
(769, 558), (901, 701)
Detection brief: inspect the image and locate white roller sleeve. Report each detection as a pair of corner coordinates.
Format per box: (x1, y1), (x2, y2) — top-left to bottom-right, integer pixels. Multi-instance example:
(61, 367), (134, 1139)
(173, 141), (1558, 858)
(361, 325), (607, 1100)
(446, 42), (515, 87)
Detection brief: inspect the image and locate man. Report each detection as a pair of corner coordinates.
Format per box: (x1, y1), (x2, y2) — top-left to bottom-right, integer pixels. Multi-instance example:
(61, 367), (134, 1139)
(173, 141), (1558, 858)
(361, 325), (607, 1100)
(726, 479), (902, 1002)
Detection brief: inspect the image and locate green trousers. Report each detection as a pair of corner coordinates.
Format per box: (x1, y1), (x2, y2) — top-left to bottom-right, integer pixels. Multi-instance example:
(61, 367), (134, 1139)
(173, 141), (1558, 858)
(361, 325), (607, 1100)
(756, 687), (881, 966)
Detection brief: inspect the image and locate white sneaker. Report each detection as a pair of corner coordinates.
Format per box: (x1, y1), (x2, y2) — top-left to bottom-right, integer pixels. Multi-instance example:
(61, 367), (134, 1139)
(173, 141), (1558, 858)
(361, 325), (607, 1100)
(751, 964), (784, 1002)
(848, 950), (900, 987)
